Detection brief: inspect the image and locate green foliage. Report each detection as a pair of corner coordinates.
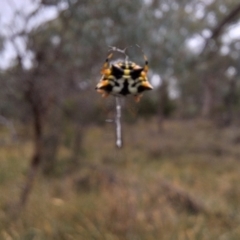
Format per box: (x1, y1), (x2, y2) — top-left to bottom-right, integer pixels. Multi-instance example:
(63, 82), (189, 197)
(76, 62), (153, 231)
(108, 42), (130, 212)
(136, 94), (176, 119)
(137, 96), (159, 118)
(1, 0), (240, 181)
(2, 0), (240, 125)
(2, 2), (240, 232)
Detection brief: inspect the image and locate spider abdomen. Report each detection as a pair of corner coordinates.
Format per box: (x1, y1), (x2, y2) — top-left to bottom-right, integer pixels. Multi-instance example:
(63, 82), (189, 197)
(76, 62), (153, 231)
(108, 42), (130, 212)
(96, 53), (153, 102)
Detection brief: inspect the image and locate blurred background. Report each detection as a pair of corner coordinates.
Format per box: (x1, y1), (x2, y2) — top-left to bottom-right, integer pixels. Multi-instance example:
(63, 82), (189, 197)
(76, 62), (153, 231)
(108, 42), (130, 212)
(1, 0), (240, 239)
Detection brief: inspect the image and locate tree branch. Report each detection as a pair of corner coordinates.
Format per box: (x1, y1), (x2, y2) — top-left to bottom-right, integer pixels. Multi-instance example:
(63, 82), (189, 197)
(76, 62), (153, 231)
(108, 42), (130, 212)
(201, 3), (240, 55)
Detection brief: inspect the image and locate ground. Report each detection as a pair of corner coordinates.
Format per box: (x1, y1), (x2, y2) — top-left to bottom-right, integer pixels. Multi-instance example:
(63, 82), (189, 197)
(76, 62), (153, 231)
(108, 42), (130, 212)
(1, 118), (240, 239)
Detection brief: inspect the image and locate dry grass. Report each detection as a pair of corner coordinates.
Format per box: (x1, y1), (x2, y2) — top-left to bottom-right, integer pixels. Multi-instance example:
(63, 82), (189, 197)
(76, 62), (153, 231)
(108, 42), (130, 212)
(1, 119), (240, 239)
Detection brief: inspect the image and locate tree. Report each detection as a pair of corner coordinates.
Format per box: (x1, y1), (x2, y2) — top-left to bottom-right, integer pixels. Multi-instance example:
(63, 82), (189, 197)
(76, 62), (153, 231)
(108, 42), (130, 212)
(2, 0), (240, 208)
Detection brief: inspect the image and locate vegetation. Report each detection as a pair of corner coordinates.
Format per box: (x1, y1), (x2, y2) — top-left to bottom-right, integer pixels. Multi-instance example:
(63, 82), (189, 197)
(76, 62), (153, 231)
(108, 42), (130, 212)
(1, 0), (240, 239)
(1, 119), (240, 239)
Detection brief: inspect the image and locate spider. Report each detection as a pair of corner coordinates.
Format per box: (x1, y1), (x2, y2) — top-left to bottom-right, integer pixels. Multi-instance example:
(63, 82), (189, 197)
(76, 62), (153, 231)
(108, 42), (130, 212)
(95, 47), (153, 102)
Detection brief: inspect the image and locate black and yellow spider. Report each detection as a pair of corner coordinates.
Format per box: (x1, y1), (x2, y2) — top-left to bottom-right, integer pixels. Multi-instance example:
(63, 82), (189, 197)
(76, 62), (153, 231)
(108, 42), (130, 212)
(95, 49), (153, 102)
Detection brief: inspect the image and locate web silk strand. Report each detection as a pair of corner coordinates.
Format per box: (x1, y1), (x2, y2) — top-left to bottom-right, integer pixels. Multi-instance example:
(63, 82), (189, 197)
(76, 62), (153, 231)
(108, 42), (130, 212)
(115, 97), (122, 148)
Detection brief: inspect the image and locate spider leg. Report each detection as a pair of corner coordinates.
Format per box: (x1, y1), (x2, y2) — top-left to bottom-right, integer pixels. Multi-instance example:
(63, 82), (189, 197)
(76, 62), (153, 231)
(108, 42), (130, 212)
(135, 44), (148, 73)
(143, 54), (149, 73)
(101, 53), (113, 75)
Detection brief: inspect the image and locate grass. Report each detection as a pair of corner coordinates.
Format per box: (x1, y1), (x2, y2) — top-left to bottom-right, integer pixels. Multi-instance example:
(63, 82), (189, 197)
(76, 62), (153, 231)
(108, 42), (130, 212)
(1, 118), (240, 239)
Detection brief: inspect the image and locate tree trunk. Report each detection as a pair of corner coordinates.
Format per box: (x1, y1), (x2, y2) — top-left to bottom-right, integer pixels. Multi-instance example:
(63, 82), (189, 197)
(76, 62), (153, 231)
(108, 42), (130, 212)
(19, 99), (43, 208)
(158, 80), (168, 131)
(41, 107), (61, 175)
(201, 77), (215, 118)
(71, 124), (84, 167)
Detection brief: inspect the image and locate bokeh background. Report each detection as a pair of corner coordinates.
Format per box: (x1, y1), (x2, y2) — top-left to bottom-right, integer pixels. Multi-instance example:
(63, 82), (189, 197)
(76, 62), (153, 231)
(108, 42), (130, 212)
(1, 0), (240, 239)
